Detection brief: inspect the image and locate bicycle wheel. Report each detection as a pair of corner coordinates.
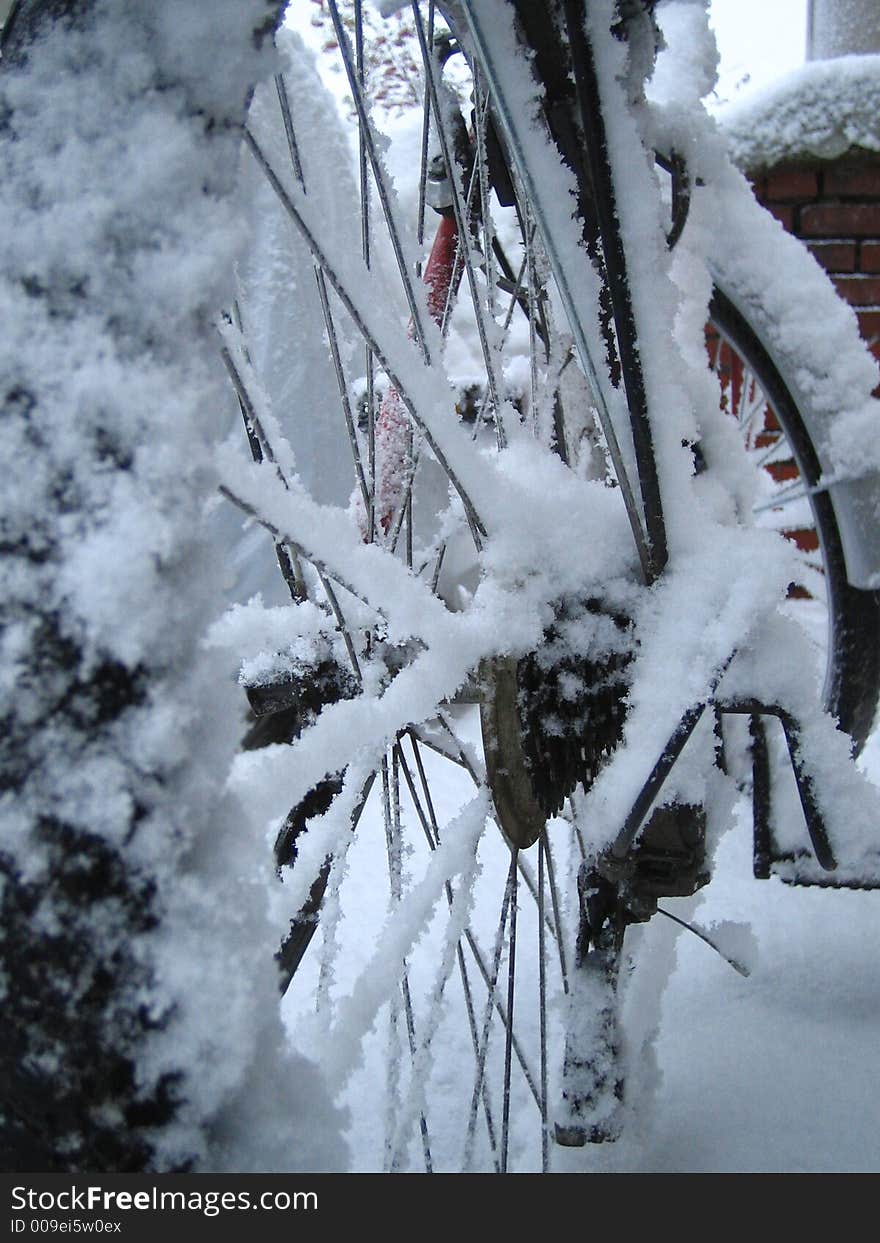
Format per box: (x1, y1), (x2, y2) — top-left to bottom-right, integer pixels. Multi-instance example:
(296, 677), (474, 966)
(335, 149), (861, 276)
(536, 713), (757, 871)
(230, 3), (617, 1173)
(225, 0), (880, 1173)
(707, 286), (880, 751)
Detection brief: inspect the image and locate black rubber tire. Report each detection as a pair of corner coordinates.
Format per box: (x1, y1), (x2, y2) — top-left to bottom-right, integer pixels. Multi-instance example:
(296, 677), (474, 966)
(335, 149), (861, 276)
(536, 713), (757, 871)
(709, 285), (880, 751)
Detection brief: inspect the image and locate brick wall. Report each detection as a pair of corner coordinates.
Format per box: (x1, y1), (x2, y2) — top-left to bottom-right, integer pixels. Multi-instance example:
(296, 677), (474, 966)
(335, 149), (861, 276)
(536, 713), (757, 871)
(751, 153), (880, 393)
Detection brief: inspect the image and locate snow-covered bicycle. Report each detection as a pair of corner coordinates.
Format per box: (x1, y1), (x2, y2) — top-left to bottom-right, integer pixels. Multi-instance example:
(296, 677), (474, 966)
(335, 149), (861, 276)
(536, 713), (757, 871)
(214, 0), (880, 1171)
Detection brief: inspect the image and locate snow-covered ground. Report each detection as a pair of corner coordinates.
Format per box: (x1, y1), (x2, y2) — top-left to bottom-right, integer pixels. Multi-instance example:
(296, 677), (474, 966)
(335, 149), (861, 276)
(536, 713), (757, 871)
(624, 778), (880, 1174)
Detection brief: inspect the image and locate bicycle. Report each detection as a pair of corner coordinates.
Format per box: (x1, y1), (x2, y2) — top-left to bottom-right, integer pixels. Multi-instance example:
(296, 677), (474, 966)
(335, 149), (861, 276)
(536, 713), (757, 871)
(215, 0), (880, 1171)
(5, 0), (877, 1174)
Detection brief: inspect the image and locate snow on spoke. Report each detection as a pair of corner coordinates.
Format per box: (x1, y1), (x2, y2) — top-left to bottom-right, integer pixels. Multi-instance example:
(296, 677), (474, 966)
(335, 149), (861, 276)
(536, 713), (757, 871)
(537, 836), (550, 1173)
(394, 736), (500, 1162)
(380, 753), (432, 1171)
(242, 124), (490, 544)
(312, 266), (372, 519)
(387, 816), (483, 1170)
(751, 479), (810, 513)
(500, 848), (519, 1174)
(318, 792), (489, 1086)
(463, 867), (512, 1172)
(752, 431), (786, 471)
(415, 0), (436, 253)
(326, 0), (432, 364)
(540, 825), (570, 993)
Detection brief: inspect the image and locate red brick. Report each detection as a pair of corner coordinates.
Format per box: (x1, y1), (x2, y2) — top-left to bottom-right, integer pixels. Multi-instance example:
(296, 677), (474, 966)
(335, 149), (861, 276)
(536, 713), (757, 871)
(767, 203), (795, 231)
(824, 164), (880, 198)
(808, 241), (857, 272)
(784, 529), (819, 555)
(750, 176), (768, 201)
(869, 342), (880, 396)
(862, 241), (880, 272)
(765, 169), (819, 201)
(800, 202), (880, 237)
(766, 459), (798, 484)
(832, 275), (880, 306)
(856, 309), (880, 339)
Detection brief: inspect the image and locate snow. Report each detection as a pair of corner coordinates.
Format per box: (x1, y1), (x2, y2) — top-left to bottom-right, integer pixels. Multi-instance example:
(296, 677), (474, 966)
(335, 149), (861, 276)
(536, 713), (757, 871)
(717, 53), (880, 169)
(647, 5), (880, 586)
(259, 2), (880, 1173)
(0, 0), (345, 1172)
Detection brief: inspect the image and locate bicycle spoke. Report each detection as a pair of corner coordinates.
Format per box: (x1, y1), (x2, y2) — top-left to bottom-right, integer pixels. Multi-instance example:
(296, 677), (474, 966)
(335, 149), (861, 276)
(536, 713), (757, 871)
(500, 847), (518, 1174)
(414, 0), (435, 253)
(388, 740), (494, 1168)
(314, 567), (363, 683)
(270, 72), (379, 556)
(327, 0), (431, 364)
(218, 484), (388, 620)
(274, 73), (305, 189)
(314, 788), (373, 1027)
(219, 338), (289, 486)
(395, 732), (542, 1132)
(394, 736), (503, 1163)
(429, 541), (446, 594)
(473, 67), (498, 323)
(752, 431), (786, 470)
(514, 852), (560, 952)
(400, 970), (434, 1172)
(354, 0), (371, 266)
(242, 126), (488, 547)
(313, 267), (372, 520)
(464, 872), (512, 1171)
(219, 328), (307, 603)
(522, 199), (542, 439)
(461, 927), (542, 1114)
(412, 1), (509, 449)
(380, 757), (404, 1171)
(541, 825), (570, 994)
(499, 243), (530, 336)
(752, 479), (811, 513)
(538, 835), (549, 1172)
